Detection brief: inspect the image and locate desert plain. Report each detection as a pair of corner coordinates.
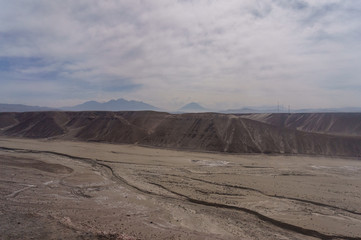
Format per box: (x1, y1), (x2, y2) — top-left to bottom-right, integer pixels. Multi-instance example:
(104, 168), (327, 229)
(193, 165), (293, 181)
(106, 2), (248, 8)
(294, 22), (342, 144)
(1, 137), (361, 240)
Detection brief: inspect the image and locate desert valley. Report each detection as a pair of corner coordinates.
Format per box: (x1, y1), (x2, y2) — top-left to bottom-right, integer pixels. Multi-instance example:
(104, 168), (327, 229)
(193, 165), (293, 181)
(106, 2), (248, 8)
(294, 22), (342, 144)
(2, 1), (361, 239)
(1, 111), (361, 240)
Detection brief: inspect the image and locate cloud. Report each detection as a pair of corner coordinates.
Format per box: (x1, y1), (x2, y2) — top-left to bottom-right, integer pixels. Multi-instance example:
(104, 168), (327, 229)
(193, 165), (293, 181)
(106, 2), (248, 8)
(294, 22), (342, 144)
(0, 0), (361, 109)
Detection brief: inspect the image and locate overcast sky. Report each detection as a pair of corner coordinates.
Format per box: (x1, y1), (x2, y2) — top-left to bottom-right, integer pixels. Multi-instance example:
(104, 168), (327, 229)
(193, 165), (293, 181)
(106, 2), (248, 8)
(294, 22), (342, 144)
(1, 0), (361, 110)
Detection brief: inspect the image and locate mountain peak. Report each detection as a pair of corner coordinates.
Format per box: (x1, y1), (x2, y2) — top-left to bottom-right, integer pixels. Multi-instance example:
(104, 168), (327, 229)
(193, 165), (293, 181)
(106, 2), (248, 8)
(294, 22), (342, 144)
(62, 98), (159, 111)
(179, 102), (208, 112)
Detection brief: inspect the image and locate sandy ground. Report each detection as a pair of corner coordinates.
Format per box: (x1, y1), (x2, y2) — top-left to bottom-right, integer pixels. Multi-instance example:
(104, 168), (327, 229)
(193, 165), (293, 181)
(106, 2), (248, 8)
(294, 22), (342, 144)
(1, 137), (361, 240)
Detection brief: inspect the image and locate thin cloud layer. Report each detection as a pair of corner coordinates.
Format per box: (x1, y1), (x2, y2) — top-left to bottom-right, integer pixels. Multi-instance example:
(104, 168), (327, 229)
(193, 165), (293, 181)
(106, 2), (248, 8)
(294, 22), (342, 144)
(0, 0), (360, 109)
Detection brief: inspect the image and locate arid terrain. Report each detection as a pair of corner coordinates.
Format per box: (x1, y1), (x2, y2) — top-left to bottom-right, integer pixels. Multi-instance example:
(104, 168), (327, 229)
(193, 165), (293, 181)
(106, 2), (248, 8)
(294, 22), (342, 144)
(1, 111), (361, 239)
(3, 0), (361, 238)
(1, 137), (361, 240)
(1, 111), (361, 157)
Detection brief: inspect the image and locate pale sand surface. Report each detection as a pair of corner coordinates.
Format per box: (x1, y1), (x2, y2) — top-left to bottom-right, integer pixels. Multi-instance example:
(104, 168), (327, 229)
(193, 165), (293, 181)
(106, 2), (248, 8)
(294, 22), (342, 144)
(1, 137), (361, 239)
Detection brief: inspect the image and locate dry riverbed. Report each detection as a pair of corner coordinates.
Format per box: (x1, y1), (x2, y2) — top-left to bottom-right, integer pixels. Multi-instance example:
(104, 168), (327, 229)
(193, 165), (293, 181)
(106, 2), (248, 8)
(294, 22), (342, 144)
(1, 137), (361, 240)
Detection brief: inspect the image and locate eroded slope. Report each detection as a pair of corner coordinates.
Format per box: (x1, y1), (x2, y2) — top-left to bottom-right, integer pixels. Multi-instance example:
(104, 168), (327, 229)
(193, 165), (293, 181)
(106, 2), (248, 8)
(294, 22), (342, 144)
(1, 111), (361, 157)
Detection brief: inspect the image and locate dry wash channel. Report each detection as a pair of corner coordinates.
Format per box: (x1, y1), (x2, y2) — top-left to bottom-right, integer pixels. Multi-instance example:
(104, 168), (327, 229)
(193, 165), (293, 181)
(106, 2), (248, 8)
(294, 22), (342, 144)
(1, 137), (361, 239)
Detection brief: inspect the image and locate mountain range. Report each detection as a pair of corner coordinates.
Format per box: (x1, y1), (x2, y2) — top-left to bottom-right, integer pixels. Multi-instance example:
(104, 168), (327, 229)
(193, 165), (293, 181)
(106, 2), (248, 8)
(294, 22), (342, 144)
(0, 103), (57, 112)
(223, 106), (361, 114)
(61, 98), (159, 111)
(1, 99), (361, 113)
(0, 99), (159, 112)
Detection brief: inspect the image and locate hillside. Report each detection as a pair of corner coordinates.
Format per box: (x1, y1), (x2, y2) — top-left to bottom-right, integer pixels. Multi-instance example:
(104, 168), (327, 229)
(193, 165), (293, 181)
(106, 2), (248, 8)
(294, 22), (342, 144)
(243, 113), (361, 136)
(0, 111), (361, 157)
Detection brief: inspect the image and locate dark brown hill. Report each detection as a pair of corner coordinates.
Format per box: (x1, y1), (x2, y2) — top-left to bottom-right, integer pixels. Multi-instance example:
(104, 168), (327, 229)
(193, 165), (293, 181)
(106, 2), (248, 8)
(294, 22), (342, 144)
(4, 112), (68, 138)
(0, 111), (360, 157)
(0, 112), (18, 128)
(244, 113), (361, 137)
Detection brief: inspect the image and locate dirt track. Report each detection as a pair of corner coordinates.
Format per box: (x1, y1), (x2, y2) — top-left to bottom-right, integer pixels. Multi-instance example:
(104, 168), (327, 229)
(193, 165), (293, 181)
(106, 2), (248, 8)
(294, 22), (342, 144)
(1, 137), (361, 239)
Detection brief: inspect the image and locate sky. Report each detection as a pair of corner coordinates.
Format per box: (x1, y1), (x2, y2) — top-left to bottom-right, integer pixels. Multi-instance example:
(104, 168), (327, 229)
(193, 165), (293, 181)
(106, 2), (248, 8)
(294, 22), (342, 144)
(0, 0), (361, 110)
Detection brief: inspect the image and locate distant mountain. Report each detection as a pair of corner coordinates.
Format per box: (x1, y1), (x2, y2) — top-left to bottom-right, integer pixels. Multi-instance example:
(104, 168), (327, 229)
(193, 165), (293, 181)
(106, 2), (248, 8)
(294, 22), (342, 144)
(178, 102), (208, 113)
(62, 98), (160, 111)
(222, 106), (361, 114)
(294, 107), (361, 113)
(223, 106), (280, 114)
(0, 103), (57, 112)
(223, 107), (260, 114)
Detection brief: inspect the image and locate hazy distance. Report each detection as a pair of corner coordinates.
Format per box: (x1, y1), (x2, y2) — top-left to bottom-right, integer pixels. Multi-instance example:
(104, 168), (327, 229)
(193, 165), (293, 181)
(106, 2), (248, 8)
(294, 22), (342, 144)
(1, 1), (361, 110)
